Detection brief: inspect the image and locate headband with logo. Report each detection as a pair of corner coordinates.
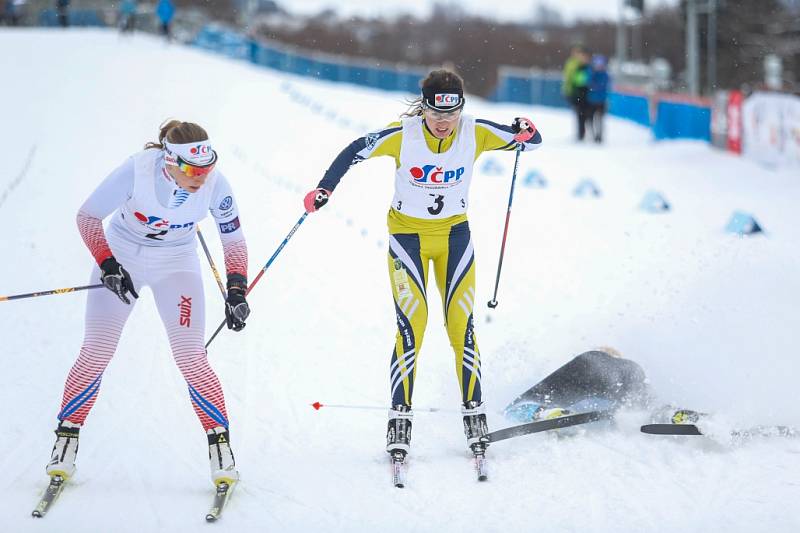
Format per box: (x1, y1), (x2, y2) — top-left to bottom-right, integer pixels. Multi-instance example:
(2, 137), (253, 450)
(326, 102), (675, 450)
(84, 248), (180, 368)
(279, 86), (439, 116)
(422, 85), (465, 112)
(164, 140), (217, 167)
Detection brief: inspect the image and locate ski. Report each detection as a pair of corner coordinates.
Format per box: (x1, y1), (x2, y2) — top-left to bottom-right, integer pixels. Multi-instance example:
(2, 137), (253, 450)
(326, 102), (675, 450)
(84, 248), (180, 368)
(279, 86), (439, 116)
(31, 475), (66, 518)
(205, 480), (236, 522)
(641, 423), (702, 435)
(641, 424), (798, 438)
(390, 451), (407, 488)
(480, 410), (614, 444)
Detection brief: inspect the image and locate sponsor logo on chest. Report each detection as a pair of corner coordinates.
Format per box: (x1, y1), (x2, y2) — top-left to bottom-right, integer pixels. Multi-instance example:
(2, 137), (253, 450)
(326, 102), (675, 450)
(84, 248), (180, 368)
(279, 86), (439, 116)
(133, 211), (194, 232)
(409, 164), (465, 184)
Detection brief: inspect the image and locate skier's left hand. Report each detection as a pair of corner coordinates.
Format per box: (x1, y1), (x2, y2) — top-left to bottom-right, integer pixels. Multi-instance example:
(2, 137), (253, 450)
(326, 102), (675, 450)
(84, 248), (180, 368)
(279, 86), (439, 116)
(512, 117), (536, 143)
(225, 274), (250, 332)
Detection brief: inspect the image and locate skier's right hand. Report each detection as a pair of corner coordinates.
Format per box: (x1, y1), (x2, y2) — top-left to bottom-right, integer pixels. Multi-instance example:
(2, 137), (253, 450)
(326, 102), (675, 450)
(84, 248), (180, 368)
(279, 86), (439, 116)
(303, 188), (331, 213)
(100, 256), (139, 305)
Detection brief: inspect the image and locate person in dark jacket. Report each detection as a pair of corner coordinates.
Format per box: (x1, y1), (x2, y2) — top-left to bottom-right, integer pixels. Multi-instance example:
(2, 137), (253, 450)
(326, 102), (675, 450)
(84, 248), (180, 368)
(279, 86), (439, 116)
(56, 0), (69, 28)
(588, 54), (612, 143)
(570, 53), (592, 141)
(504, 348), (650, 422)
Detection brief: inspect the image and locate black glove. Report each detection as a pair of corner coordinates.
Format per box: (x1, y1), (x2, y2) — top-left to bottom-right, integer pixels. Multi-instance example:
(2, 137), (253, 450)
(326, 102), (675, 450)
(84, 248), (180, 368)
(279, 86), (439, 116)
(100, 257), (139, 305)
(225, 274), (250, 332)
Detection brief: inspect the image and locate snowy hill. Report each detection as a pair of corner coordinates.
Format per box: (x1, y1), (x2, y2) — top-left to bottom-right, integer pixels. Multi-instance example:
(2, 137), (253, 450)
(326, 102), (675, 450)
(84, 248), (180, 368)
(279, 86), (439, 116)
(1, 29), (798, 532)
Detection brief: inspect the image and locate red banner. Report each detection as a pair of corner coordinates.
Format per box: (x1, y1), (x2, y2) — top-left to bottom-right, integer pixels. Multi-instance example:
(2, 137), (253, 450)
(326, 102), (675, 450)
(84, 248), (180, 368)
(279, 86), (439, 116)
(727, 91), (743, 154)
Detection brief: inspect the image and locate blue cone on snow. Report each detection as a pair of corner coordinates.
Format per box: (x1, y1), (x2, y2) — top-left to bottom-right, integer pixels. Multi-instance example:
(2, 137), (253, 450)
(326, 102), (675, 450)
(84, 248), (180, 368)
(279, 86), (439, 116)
(639, 190), (670, 213)
(725, 211), (763, 235)
(573, 179), (601, 197)
(481, 158), (504, 175)
(523, 170), (548, 188)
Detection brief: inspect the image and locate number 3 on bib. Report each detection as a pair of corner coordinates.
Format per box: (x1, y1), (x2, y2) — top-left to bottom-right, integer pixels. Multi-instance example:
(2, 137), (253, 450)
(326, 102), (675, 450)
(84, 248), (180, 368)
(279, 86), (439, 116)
(427, 194), (444, 215)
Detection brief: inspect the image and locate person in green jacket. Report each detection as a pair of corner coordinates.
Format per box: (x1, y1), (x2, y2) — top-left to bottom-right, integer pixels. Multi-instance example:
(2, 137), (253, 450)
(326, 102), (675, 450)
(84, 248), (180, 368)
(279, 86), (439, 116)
(561, 45), (588, 104)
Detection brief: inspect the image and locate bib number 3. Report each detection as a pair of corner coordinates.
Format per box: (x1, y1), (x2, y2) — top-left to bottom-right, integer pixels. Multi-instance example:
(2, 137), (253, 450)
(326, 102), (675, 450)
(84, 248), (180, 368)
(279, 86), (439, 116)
(427, 194), (444, 215)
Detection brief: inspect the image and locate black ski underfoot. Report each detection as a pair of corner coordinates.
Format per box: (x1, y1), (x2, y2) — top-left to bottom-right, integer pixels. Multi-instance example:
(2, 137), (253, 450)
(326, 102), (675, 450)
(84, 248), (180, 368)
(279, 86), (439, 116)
(641, 423), (798, 438)
(480, 410), (614, 444)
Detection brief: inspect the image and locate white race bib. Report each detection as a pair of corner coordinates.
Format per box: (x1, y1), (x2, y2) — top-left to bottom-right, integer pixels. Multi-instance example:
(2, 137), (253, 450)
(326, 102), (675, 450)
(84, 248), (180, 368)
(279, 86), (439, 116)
(392, 115), (476, 219)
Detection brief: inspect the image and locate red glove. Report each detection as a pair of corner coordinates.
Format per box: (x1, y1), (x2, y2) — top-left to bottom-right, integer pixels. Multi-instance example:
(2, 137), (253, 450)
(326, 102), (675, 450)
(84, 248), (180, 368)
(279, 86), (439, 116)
(304, 188), (331, 213)
(512, 117), (536, 143)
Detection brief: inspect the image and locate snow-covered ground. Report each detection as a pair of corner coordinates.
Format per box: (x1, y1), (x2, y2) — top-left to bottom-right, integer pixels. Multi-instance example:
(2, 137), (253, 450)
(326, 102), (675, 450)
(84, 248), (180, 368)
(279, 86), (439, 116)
(1, 29), (798, 532)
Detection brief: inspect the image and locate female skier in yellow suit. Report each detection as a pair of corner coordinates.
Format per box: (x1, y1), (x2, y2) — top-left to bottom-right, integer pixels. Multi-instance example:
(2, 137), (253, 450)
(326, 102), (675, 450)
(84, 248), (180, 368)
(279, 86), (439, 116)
(303, 69), (542, 471)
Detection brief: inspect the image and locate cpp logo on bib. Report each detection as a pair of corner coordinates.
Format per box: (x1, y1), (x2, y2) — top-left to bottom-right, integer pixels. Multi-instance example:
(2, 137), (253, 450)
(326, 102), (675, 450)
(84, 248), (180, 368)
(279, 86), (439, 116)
(410, 164), (465, 184)
(435, 94), (460, 107)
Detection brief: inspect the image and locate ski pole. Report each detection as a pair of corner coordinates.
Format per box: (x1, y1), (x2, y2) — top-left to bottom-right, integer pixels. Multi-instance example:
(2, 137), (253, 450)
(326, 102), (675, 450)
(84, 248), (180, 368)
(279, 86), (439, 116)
(487, 143), (523, 309)
(0, 283), (103, 302)
(311, 401), (455, 413)
(205, 212), (309, 348)
(196, 228), (227, 300)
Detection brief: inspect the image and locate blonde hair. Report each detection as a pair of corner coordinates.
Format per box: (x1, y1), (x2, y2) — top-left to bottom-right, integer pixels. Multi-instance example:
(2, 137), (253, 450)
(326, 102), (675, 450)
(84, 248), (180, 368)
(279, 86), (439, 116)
(144, 119), (209, 150)
(596, 346), (622, 358)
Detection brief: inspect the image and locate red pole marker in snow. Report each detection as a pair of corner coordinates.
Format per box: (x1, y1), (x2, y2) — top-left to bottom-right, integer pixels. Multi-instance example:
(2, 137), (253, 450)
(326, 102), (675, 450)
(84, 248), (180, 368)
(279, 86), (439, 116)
(310, 402), (450, 413)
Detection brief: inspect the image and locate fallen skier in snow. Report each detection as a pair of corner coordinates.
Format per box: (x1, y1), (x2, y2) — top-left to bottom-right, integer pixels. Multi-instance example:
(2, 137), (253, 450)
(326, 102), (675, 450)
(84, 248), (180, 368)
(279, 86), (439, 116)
(499, 348), (796, 442)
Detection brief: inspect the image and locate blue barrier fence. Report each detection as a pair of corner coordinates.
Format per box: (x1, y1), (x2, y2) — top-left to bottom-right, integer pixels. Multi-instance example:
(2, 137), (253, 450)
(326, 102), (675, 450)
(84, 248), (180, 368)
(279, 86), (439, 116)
(608, 91), (651, 127)
(194, 25), (711, 142)
(492, 70), (711, 141)
(39, 9), (106, 27)
(194, 25), (426, 94)
(489, 73), (568, 108)
(653, 100), (711, 140)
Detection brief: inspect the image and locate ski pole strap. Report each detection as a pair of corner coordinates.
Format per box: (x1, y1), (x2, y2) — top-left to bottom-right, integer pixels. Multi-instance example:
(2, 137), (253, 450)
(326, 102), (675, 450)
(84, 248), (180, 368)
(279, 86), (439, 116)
(0, 284), (104, 302)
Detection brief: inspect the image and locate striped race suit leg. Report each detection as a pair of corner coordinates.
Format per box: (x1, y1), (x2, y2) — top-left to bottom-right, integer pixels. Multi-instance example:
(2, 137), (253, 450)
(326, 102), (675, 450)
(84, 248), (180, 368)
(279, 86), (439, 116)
(150, 267), (229, 431)
(57, 264), (138, 424)
(387, 218), (482, 407)
(387, 233), (429, 407)
(56, 239), (229, 431)
(432, 220), (481, 405)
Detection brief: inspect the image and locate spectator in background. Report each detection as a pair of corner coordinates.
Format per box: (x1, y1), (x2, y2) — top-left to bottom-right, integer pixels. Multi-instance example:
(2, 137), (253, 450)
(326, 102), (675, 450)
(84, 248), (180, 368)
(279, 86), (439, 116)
(561, 45), (586, 105)
(570, 51), (592, 141)
(3, 0), (22, 26)
(119, 0), (137, 34)
(56, 0), (69, 28)
(156, 0), (174, 40)
(588, 54), (611, 143)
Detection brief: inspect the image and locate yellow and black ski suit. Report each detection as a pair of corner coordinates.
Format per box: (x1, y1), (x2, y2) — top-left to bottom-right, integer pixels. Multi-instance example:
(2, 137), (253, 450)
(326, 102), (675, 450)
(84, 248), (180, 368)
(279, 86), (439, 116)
(317, 116), (542, 407)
